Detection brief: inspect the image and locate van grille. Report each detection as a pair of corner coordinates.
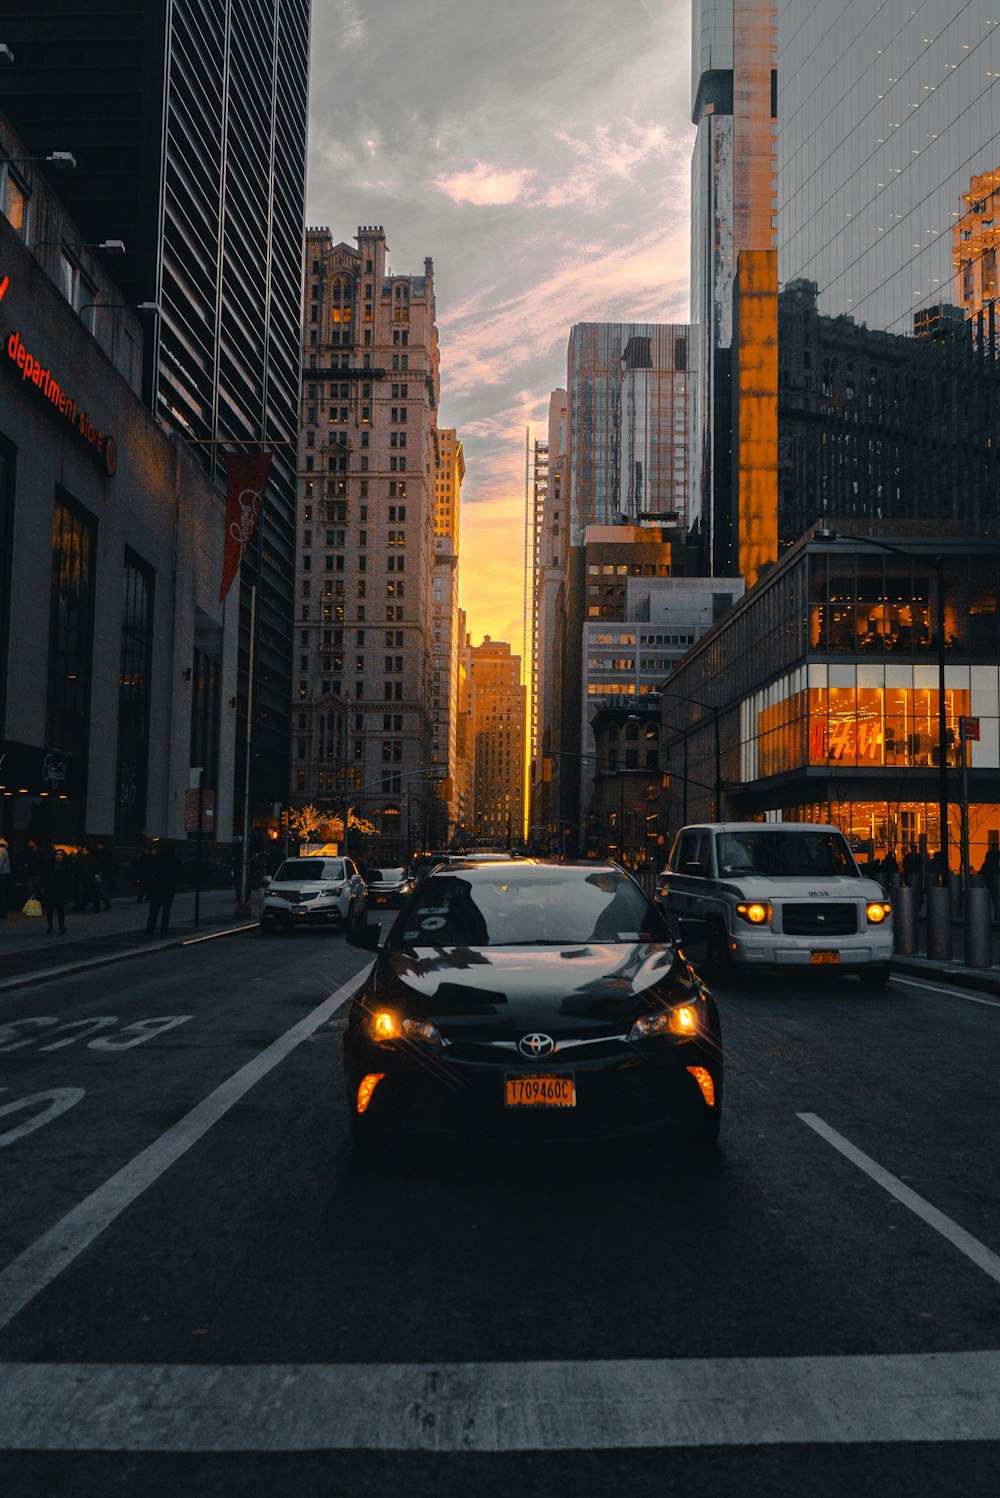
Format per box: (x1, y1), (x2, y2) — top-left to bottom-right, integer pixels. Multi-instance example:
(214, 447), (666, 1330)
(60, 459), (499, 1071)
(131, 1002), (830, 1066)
(782, 903), (857, 936)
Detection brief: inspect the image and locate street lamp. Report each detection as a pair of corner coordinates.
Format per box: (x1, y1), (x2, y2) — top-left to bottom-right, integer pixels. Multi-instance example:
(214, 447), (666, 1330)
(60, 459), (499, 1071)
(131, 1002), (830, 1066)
(814, 528), (948, 881)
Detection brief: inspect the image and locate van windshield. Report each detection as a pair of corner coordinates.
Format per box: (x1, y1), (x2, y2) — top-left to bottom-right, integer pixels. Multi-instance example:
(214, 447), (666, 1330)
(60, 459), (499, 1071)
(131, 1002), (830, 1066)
(716, 831), (859, 879)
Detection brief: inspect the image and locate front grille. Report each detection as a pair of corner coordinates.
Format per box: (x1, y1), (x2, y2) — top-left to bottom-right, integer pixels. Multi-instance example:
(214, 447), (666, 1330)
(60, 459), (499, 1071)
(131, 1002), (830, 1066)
(782, 903), (857, 936)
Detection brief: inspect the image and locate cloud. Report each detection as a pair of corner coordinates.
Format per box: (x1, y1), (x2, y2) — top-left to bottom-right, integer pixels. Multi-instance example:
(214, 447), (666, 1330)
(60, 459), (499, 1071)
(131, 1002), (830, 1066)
(435, 163), (536, 207)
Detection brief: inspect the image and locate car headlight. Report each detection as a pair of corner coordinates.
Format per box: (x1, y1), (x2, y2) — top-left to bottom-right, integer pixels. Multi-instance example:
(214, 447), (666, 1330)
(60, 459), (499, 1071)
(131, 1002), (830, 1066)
(364, 1009), (442, 1046)
(736, 901), (772, 925)
(866, 902), (892, 924)
(628, 1002), (702, 1042)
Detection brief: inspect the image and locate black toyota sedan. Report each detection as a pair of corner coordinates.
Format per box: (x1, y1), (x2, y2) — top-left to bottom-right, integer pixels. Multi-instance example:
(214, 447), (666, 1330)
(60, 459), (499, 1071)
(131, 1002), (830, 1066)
(343, 858), (723, 1151)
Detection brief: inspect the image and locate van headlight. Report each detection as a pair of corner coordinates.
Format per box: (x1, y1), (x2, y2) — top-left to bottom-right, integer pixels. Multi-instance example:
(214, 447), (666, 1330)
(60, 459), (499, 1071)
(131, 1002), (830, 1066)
(866, 901), (892, 924)
(736, 901), (772, 925)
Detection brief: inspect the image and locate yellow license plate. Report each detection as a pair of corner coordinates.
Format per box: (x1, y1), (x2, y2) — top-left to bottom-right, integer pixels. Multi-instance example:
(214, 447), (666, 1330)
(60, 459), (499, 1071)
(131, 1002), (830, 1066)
(505, 1074), (576, 1108)
(811, 951), (840, 964)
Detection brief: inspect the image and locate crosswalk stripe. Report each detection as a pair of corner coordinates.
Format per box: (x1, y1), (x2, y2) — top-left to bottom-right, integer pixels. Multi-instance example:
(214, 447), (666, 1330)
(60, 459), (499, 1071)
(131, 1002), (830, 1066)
(1, 1352), (999, 1451)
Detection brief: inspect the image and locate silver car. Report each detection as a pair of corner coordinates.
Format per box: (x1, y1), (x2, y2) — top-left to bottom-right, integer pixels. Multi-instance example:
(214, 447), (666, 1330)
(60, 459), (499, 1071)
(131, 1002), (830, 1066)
(259, 855), (367, 934)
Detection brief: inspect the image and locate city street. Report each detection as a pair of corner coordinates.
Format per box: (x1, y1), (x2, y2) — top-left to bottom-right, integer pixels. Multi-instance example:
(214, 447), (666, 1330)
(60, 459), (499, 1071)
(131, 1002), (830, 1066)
(0, 927), (998, 1495)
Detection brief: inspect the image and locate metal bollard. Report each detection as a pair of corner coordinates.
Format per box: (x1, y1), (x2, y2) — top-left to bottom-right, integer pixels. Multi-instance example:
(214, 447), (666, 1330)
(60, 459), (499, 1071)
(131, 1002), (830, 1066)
(947, 870), (963, 919)
(906, 874), (923, 913)
(892, 883), (917, 955)
(926, 885), (953, 961)
(964, 885), (992, 968)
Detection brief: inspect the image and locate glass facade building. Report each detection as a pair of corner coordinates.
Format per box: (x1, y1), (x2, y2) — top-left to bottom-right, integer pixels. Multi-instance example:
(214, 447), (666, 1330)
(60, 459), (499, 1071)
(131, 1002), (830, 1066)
(777, 2), (1000, 336)
(567, 323), (691, 547)
(661, 534), (1000, 869)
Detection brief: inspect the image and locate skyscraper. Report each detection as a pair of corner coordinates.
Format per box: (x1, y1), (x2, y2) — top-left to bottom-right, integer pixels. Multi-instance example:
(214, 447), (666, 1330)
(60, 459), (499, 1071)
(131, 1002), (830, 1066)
(297, 226), (441, 852)
(567, 322), (692, 546)
(689, 0), (778, 583)
(465, 637), (526, 848)
(432, 427), (465, 843)
(0, 0), (311, 821)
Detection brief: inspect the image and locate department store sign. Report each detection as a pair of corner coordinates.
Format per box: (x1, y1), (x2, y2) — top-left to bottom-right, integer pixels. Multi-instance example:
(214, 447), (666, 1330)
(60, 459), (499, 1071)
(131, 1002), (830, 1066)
(4, 326), (118, 476)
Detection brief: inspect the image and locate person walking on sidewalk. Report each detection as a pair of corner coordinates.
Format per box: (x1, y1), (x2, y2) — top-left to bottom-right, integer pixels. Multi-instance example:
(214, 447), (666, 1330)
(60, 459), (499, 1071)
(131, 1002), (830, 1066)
(39, 847), (72, 935)
(145, 843), (179, 938)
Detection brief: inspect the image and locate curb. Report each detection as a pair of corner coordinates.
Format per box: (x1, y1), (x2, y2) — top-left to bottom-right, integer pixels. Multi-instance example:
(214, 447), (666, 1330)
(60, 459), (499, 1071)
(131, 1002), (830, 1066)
(891, 955), (1000, 999)
(0, 921), (257, 995)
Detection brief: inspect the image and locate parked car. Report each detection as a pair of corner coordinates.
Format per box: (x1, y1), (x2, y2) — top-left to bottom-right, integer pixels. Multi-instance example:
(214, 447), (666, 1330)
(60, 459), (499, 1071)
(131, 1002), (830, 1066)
(658, 822), (893, 985)
(259, 855), (367, 934)
(343, 858), (723, 1151)
(366, 867), (415, 908)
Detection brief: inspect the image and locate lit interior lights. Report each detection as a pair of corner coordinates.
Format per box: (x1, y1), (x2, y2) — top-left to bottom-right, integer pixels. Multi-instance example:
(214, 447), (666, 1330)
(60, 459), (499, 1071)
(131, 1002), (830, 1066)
(687, 1066), (716, 1108)
(356, 1073), (385, 1114)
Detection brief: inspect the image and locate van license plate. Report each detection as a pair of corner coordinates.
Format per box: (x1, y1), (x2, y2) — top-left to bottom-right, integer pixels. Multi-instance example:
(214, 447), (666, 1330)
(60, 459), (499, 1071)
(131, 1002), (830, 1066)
(811, 951), (840, 964)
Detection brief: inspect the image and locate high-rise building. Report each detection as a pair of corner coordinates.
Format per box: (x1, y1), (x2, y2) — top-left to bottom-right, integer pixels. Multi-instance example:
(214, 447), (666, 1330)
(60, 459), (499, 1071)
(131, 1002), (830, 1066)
(689, 0), (778, 584)
(0, 0), (312, 824)
(465, 638), (526, 848)
(567, 323), (692, 546)
(527, 391), (567, 846)
(432, 427), (464, 844)
(296, 226), (440, 855)
(1, 109), (241, 852)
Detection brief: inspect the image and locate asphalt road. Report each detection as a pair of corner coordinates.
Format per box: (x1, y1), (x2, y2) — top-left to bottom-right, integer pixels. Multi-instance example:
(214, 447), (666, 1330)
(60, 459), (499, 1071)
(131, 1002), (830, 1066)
(0, 929), (998, 1496)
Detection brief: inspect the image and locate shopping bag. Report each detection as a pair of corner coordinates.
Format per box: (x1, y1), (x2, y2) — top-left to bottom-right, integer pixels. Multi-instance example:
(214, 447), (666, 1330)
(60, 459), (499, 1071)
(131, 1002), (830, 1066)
(22, 897), (43, 918)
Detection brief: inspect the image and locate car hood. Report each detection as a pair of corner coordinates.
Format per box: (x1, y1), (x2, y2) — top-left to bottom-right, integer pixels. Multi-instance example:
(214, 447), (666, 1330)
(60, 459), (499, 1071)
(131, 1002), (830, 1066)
(718, 874), (885, 899)
(266, 878), (343, 891)
(364, 942), (700, 1033)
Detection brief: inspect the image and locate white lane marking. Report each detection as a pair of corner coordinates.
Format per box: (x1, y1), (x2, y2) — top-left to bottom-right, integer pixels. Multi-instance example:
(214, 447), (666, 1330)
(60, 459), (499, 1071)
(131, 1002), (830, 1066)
(799, 1113), (1000, 1285)
(181, 924), (257, 945)
(0, 1090), (85, 1148)
(892, 974), (1000, 1008)
(0, 967), (370, 1335)
(1, 1351), (999, 1451)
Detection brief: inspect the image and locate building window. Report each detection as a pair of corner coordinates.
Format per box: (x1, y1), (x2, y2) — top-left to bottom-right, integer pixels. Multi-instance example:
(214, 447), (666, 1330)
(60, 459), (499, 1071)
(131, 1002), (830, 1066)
(116, 551), (155, 845)
(1, 167), (29, 238)
(47, 493), (96, 782)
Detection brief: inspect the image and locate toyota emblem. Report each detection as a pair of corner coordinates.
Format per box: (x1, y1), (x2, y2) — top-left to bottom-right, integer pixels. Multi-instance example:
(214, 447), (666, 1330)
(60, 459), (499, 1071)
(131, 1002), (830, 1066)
(518, 1032), (556, 1058)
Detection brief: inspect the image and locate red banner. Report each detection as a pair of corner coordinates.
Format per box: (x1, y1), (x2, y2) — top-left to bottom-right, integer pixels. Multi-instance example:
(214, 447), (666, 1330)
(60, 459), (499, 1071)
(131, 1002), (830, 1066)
(218, 451), (273, 603)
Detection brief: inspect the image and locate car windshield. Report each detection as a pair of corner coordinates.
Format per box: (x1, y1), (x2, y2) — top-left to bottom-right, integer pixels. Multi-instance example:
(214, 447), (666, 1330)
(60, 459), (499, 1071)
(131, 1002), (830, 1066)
(274, 858), (344, 882)
(390, 866), (668, 947)
(370, 869), (406, 882)
(716, 830), (859, 878)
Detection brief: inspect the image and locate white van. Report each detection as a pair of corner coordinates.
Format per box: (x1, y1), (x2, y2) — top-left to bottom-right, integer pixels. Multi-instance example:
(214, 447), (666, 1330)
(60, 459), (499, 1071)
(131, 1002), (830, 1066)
(659, 822), (893, 985)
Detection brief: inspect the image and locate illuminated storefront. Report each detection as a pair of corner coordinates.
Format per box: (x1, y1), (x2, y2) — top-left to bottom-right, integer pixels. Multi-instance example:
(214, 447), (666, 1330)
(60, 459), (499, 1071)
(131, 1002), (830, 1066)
(662, 532), (1000, 869)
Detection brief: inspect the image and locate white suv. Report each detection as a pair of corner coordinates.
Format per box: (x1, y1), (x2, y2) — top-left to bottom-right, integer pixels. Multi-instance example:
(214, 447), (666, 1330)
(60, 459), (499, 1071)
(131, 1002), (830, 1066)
(659, 822), (893, 985)
(260, 855), (367, 934)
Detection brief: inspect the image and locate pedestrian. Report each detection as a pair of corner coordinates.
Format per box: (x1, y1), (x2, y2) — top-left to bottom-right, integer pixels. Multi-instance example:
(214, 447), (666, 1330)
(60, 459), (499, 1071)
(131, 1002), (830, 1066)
(133, 845), (152, 903)
(39, 847), (72, 935)
(881, 849), (899, 881)
(0, 836), (9, 918)
(24, 839), (42, 900)
(980, 845), (1000, 881)
(145, 843), (179, 938)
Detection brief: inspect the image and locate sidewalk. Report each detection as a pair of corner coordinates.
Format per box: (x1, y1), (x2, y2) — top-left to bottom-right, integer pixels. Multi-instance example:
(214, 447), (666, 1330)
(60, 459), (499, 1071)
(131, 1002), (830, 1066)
(0, 887), (258, 994)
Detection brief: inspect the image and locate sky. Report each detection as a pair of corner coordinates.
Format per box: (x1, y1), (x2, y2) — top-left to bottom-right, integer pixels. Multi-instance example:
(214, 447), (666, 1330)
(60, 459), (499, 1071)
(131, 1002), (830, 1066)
(306, 0), (694, 656)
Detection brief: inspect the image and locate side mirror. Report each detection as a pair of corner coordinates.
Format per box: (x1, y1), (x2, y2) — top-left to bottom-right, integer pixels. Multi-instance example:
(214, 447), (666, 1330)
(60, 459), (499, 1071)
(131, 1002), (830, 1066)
(346, 921), (382, 951)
